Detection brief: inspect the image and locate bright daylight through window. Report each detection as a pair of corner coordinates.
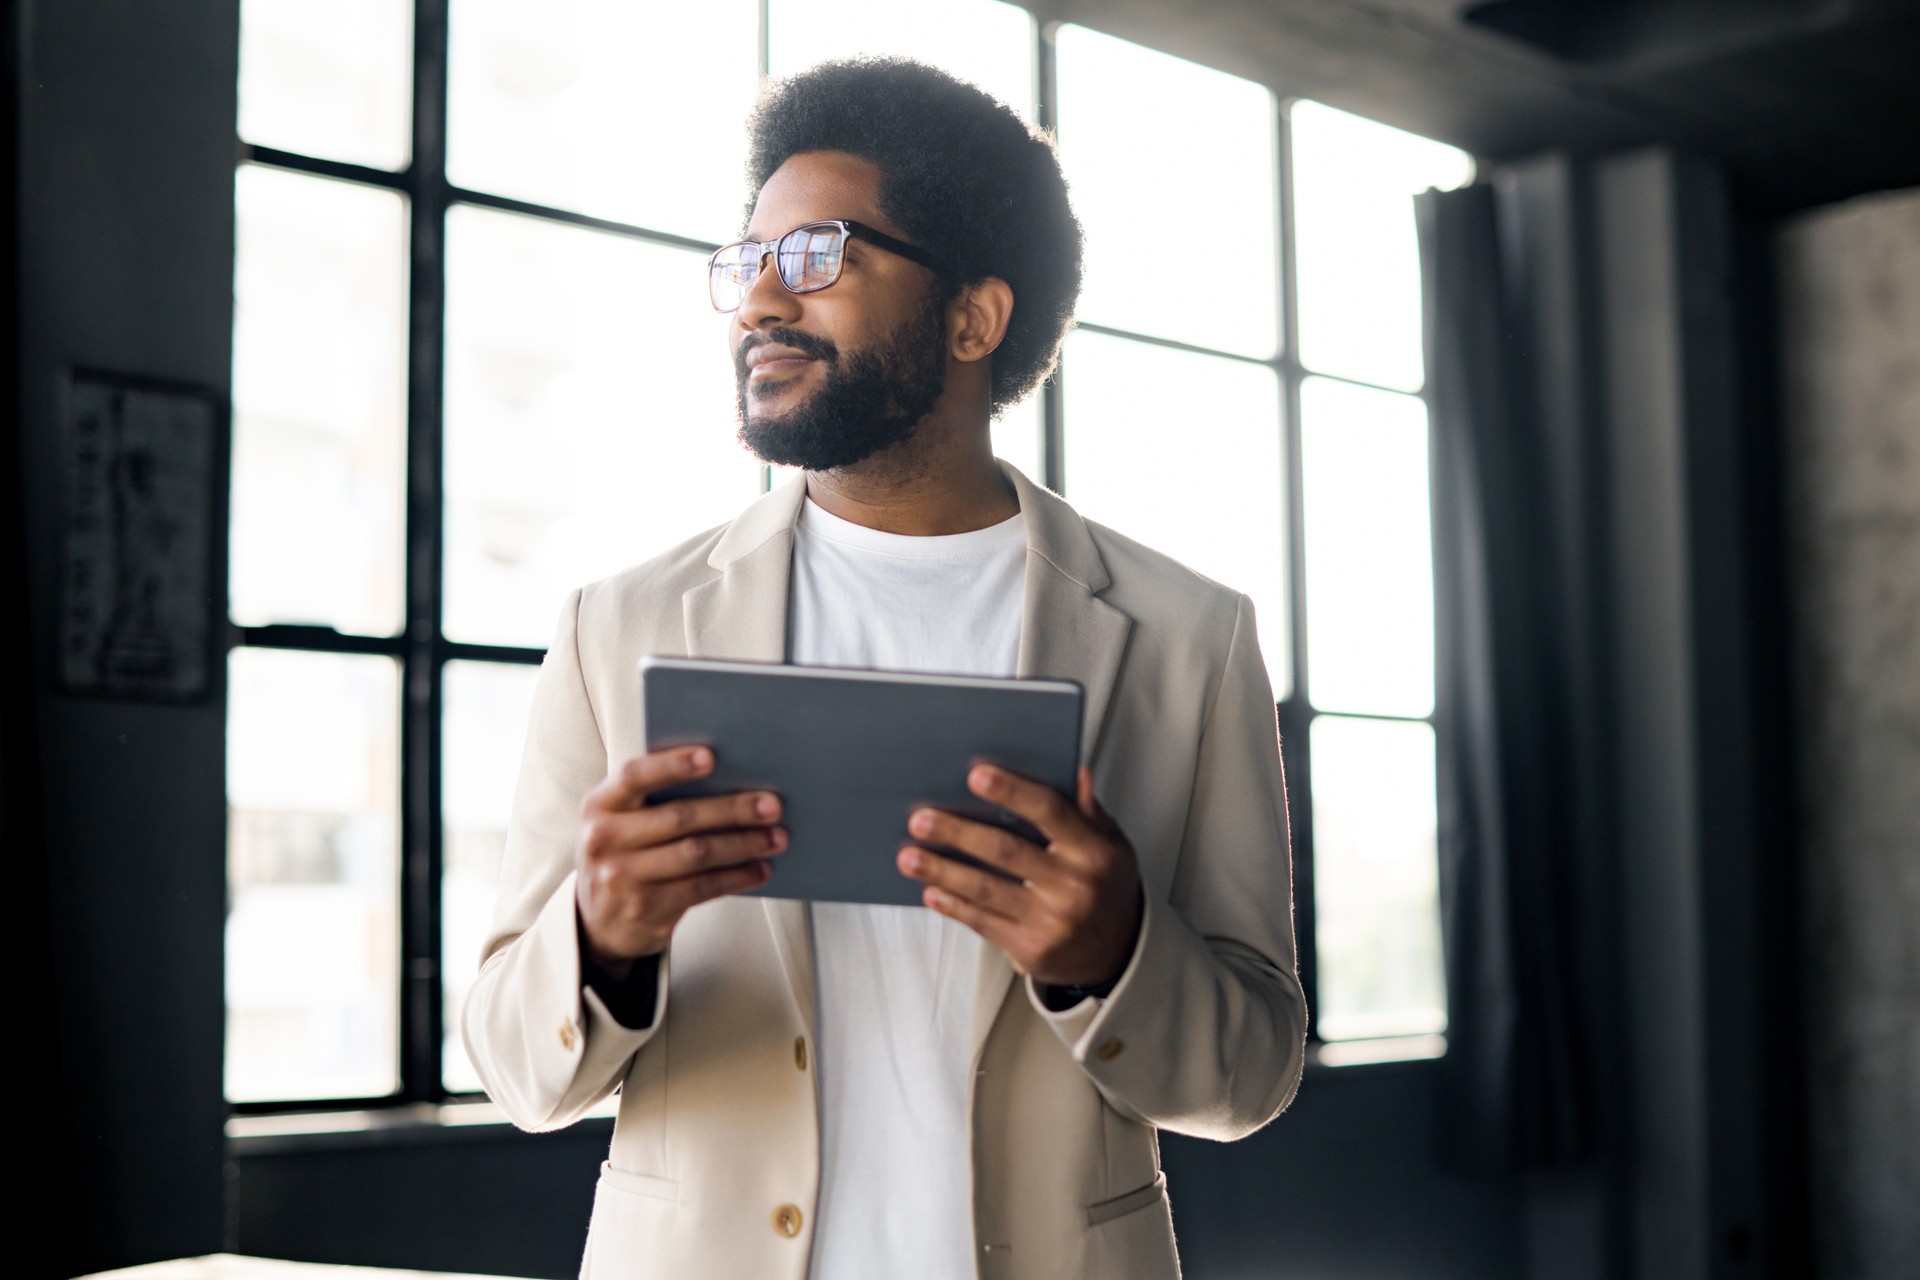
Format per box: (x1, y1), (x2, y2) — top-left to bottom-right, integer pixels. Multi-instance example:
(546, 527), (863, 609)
(226, 0), (1469, 1107)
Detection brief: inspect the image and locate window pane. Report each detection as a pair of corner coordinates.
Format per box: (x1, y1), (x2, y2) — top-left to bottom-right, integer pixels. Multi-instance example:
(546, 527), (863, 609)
(238, 0), (412, 170)
(1291, 100), (1473, 393)
(231, 165), (408, 636)
(1056, 26), (1277, 358)
(1061, 331), (1290, 699)
(993, 393), (1044, 486)
(442, 660), (542, 1094)
(1309, 714), (1445, 1042)
(448, 0), (760, 242)
(444, 206), (762, 648)
(768, 0), (1036, 121)
(226, 649), (401, 1102)
(1301, 377), (1432, 717)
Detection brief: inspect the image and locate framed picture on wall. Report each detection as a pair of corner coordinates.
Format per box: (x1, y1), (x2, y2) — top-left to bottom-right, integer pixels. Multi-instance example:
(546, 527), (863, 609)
(57, 368), (227, 703)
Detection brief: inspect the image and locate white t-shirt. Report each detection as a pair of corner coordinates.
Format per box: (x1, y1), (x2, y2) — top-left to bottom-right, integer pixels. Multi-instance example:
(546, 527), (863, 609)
(788, 494), (1027, 1280)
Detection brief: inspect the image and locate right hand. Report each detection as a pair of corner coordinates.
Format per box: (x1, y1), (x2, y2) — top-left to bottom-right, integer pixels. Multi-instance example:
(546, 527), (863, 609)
(575, 746), (787, 977)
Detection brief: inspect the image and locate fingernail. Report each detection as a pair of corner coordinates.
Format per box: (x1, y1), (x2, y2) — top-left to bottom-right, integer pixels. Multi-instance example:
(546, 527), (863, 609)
(756, 794), (779, 818)
(910, 810), (933, 836)
(691, 747), (713, 768)
(769, 827), (787, 851)
(899, 847), (922, 873)
(971, 767), (995, 792)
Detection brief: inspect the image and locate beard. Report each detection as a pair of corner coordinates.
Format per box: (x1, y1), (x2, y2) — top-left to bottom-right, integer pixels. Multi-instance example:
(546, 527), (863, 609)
(734, 294), (948, 472)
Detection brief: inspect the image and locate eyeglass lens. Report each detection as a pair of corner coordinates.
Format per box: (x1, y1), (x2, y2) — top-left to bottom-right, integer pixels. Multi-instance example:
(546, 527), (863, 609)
(709, 223), (848, 311)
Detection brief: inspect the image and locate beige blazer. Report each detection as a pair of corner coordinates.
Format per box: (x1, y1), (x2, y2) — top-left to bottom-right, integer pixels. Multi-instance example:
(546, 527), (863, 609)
(464, 461), (1307, 1279)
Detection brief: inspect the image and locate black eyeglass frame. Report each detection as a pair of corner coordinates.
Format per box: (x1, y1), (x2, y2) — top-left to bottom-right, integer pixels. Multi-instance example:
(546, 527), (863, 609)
(707, 219), (948, 312)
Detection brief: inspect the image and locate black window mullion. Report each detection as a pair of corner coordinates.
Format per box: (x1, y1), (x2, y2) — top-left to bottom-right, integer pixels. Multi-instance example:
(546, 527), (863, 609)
(1036, 20), (1065, 494)
(240, 143), (410, 194)
(444, 641), (546, 668)
(447, 186), (721, 255)
(1276, 97), (1320, 1033)
(400, 0), (451, 1105)
(1277, 99), (1308, 709)
(1071, 320), (1279, 370)
(232, 624), (406, 657)
(1278, 699), (1318, 1031)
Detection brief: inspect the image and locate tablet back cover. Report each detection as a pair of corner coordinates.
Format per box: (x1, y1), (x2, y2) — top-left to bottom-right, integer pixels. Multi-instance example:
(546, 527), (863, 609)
(641, 657), (1082, 907)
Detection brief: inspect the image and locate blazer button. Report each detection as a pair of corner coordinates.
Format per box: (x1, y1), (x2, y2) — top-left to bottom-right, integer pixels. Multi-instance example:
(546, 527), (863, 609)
(559, 1024), (578, 1051)
(794, 1037), (808, 1072)
(772, 1203), (804, 1238)
(1095, 1036), (1125, 1062)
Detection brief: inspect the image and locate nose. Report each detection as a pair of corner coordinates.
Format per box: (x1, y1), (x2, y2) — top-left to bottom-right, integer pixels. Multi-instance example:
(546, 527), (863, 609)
(737, 247), (801, 332)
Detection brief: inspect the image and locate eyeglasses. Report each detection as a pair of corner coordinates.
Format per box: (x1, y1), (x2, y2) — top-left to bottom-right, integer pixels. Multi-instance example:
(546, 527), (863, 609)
(708, 219), (946, 312)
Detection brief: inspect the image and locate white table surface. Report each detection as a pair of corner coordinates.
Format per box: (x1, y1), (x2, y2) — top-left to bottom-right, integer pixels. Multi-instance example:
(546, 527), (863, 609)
(80, 1255), (535, 1280)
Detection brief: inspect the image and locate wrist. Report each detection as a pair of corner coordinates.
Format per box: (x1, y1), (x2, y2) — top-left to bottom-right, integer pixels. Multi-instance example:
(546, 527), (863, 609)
(1041, 885), (1144, 1000)
(574, 904), (658, 982)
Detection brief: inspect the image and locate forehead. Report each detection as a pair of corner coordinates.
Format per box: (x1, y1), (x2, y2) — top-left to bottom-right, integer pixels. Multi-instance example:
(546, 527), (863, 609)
(745, 151), (894, 240)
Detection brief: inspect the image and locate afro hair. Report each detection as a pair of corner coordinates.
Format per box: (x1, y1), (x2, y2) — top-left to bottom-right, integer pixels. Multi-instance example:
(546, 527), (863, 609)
(745, 57), (1083, 416)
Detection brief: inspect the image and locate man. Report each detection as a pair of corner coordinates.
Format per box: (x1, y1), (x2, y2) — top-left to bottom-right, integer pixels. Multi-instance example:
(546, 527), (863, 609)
(464, 58), (1306, 1279)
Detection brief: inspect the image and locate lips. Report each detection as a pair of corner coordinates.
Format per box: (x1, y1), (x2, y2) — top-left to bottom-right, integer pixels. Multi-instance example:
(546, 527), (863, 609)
(737, 330), (836, 385)
(748, 353), (815, 378)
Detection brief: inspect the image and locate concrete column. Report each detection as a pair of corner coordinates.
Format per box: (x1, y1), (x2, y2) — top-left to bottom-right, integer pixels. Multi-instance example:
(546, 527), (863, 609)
(1777, 186), (1920, 1280)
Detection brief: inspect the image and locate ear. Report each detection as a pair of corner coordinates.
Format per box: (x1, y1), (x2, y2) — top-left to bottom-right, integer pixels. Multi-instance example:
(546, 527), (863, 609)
(947, 277), (1014, 365)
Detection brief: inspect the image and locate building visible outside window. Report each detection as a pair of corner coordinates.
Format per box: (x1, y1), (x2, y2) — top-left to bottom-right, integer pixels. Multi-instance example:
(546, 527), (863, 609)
(226, 0), (1468, 1109)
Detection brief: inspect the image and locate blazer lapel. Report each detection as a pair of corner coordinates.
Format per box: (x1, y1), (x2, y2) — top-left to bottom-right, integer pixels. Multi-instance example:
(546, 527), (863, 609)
(680, 475), (804, 663)
(681, 475), (817, 1030)
(969, 462), (1134, 1066)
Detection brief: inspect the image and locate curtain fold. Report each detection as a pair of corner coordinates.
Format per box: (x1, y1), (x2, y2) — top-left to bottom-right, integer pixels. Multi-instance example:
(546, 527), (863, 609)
(1418, 182), (1592, 1174)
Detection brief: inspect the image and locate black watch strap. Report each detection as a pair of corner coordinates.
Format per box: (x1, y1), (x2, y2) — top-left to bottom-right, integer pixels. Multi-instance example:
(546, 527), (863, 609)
(1037, 972), (1121, 1012)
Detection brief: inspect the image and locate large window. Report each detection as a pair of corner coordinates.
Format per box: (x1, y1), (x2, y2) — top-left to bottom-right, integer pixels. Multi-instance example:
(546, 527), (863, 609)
(227, 1), (1468, 1109)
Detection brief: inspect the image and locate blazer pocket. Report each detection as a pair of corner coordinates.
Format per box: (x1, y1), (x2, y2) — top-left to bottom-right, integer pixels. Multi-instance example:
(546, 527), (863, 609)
(599, 1160), (680, 1203)
(1086, 1171), (1167, 1227)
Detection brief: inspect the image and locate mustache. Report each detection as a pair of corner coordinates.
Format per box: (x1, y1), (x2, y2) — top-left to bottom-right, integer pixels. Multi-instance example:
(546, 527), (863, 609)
(735, 327), (838, 380)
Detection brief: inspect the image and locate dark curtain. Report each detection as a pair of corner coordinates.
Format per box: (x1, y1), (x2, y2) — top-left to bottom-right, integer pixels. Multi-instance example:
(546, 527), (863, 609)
(1417, 183), (1591, 1173)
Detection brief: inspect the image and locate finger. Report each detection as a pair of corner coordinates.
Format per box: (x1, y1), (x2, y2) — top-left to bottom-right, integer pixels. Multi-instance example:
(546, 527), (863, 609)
(1075, 766), (1122, 837)
(586, 746), (715, 814)
(923, 883), (1026, 957)
(897, 844), (1026, 922)
(647, 858), (776, 917)
(639, 825), (788, 880)
(967, 764), (1083, 842)
(636, 789), (783, 843)
(906, 808), (1048, 882)
(579, 791), (780, 863)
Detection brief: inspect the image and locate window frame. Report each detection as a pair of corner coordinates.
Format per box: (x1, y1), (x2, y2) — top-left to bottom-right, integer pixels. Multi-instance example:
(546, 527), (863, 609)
(228, 0), (735, 1115)
(1039, 27), (1448, 1059)
(227, 1), (1448, 1115)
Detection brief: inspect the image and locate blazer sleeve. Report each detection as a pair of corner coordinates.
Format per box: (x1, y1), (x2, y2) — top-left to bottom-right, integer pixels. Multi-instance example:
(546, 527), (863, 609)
(1026, 591), (1308, 1140)
(461, 588), (667, 1131)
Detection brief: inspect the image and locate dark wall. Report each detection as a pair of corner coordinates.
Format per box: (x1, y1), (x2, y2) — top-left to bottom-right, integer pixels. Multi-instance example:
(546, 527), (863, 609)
(16, 0), (237, 1273)
(233, 1119), (613, 1279)
(1161, 1064), (1522, 1280)
(230, 1067), (1525, 1280)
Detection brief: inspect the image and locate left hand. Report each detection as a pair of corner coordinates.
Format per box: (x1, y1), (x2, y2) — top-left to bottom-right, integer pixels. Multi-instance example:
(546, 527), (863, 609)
(897, 764), (1143, 990)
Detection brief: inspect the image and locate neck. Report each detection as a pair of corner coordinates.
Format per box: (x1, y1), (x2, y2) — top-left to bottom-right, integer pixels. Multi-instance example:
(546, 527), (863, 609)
(804, 412), (1018, 536)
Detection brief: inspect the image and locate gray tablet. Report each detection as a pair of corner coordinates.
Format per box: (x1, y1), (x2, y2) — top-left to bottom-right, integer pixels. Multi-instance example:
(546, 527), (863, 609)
(639, 656), (1083, 907)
